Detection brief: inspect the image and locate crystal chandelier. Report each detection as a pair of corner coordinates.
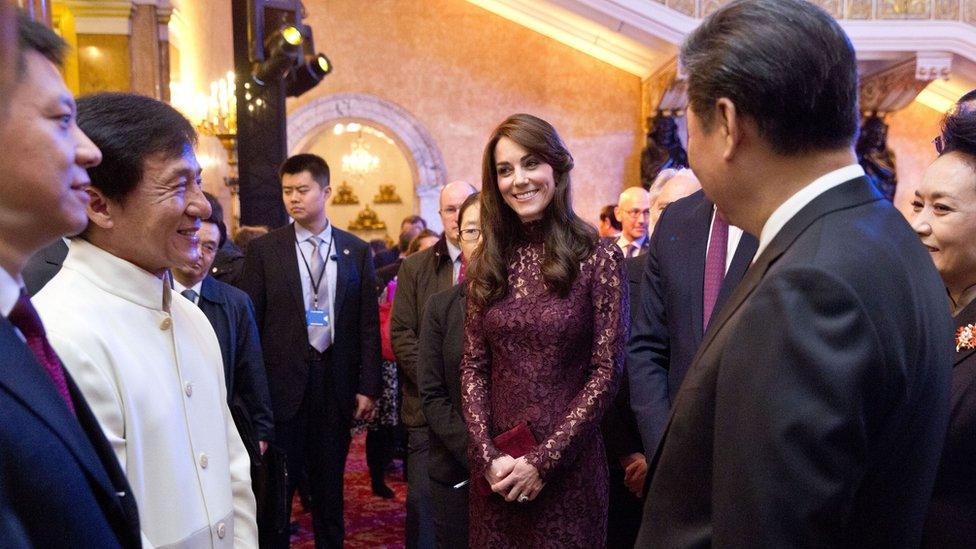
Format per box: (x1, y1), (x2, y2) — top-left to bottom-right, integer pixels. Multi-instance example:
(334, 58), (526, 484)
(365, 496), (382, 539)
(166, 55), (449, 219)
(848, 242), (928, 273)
(342, 132), (380, 178)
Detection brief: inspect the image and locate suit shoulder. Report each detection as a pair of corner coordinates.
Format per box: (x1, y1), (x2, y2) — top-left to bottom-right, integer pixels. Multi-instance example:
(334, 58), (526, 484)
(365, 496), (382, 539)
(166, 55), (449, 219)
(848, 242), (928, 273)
(248, 226), (289, 253)
(401, 245), (436, 270)
(332, 227), (369, 250)
(208, 276), (253, 305)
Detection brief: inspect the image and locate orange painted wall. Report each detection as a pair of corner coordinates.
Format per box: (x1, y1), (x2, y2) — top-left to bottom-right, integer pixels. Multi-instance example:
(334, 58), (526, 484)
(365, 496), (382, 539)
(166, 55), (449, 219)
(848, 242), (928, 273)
(889, 101), (943, 218)
(290, 0), (644, 224)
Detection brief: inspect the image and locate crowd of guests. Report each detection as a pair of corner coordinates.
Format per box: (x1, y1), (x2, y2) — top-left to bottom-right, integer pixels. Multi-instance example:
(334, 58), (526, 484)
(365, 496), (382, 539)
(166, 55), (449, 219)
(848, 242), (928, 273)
(2, 0), (976, 548)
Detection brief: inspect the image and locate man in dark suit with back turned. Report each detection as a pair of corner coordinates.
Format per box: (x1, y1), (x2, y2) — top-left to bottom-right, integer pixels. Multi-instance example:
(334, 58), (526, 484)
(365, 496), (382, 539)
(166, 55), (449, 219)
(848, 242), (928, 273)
(638, 1), (953, 547)
(0, 13), (140, 546)
(628, 168), (757, 454)
(242, 153), (381, 549)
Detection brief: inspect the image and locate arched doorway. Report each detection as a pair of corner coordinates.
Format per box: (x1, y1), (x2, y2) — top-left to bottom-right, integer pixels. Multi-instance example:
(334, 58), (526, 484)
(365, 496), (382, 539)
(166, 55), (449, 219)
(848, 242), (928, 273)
(287, 93), (447, 238)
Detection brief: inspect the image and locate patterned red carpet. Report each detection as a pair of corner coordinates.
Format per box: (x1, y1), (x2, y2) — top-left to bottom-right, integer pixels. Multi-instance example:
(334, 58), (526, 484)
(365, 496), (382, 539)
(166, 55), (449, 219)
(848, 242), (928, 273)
(289, 433), (407, 548)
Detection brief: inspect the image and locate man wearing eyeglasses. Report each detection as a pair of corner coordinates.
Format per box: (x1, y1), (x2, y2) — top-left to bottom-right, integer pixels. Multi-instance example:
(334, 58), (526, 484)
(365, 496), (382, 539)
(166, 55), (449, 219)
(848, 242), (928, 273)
(615, 187), (652, 258)
(392, 180), (476, 549)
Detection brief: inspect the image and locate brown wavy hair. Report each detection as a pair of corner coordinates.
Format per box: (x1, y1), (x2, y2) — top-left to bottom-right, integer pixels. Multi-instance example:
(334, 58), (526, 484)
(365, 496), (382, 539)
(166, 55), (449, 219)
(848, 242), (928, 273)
(468, 114), (597, 309)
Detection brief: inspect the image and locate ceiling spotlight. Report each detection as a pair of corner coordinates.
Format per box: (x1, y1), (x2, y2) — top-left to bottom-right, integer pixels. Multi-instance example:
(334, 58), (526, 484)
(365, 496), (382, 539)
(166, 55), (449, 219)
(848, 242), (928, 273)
(251, 25), (303, 86)
(286, 53), (333, 97)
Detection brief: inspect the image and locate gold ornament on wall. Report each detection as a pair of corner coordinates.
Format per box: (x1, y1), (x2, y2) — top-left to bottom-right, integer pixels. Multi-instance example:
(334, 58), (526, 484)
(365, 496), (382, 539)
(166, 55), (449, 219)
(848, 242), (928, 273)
(331, 180), (360, 205)
(373, 184), (403, 204)
(348, 205), (387, 231)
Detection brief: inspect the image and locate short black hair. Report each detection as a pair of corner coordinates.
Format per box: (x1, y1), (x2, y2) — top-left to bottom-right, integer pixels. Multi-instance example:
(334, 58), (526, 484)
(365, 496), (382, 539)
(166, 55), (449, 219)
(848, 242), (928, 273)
(280, 153), (330, 188)
(599, 204), (621, 230)
(203, 192), (227, 248)
(77, 92), (197, 203)
(680, 0), (859, 156)
(16, 12), (67, 76)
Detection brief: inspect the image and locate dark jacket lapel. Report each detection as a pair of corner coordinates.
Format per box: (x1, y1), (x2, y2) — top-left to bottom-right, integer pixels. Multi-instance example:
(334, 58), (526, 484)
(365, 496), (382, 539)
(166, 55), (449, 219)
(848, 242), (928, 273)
(273, 224), (306, 316)
(697, 177), (882, 359)
(0, 318), (120, 505)
(199, 275), (226, 305)
(709, 231), (760, 328)
(687, 194), (714, 344)
(953, 299), (976, 366)
(332, 228), (354, 320)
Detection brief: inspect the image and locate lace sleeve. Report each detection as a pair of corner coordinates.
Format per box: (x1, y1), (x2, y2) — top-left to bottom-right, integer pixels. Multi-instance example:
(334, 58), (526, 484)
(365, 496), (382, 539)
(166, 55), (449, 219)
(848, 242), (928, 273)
(524, 242), (628, 481)
(460, 296), (503, 477)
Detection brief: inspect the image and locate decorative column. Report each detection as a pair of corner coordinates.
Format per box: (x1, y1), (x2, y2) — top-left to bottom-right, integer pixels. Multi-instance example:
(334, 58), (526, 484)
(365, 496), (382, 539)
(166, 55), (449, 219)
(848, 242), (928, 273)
(157, 2), (172, 102)
(130, 0), (162, 99)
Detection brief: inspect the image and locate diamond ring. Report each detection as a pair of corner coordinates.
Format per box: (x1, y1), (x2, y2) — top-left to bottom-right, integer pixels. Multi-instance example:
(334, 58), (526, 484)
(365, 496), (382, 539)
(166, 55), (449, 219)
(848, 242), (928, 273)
(518, 494), (529, 503)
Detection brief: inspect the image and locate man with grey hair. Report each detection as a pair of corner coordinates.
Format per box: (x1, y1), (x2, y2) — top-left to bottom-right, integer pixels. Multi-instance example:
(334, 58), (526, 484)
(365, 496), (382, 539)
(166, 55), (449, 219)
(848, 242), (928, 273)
(649, 168), (702, 226)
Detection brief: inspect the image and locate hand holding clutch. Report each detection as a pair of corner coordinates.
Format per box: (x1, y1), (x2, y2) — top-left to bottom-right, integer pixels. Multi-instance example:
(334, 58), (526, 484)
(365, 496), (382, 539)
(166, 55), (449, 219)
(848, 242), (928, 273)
(493, 456), (544, 503)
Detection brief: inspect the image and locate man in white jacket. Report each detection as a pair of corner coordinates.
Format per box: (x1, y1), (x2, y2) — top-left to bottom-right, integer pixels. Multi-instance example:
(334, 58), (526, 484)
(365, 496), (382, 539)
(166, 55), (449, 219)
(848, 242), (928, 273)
(35, 92), (257, 548)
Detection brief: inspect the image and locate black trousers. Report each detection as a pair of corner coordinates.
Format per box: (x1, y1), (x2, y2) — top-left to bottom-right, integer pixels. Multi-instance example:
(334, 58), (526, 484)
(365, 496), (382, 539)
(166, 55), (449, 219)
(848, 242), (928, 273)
(366, 425), (396, 484)
(607, 464), (644, 548)
(429, 476), (469, 549)
(275, 349), (352, 549)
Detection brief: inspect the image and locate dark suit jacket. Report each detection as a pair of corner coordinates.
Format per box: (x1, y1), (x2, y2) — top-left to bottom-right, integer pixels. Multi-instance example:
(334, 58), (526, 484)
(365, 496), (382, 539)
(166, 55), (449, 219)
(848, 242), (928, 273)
(373, 246), (400, 271)
(391, 237), (454, 427)
(194, 276), (275, 443)
(922, 300), (976, 546)
(600, 256), (646, 468)
(627, 190), (758, 452)
(0, 316), (141, 547)
(638, 178), (953, 547)
(241, 223), (381, 423)
(22, 238), (68, 296)
(418, 284), (469, 485)
(211, 240), (245, 288)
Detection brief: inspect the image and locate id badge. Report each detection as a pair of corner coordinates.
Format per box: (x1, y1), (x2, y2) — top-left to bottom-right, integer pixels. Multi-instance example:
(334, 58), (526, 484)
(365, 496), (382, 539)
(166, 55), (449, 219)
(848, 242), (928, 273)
(306, 309), (330, 327)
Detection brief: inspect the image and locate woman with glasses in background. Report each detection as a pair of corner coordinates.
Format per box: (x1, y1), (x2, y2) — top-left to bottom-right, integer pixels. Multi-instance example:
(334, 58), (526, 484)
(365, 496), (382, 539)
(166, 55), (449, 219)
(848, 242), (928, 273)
(418, 192), (481, 548)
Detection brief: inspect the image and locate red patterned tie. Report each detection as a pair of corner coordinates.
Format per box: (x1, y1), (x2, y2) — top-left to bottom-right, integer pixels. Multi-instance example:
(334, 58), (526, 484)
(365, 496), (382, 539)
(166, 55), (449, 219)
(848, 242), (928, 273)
(8, 290), (76, 415)
(457, 255), (467, 284)
(703, 211), (729, 332)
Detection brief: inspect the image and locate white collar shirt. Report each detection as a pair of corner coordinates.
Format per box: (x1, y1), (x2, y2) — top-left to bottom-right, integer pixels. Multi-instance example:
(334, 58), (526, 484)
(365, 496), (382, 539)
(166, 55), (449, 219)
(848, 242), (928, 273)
(173, 279), (204, 305)
(616, 234), (648, 258)
(446, 239), (462, 284)
(0, 265), (21, 318)
(294, 221), (337, 343)
(755, 164), (866, 260)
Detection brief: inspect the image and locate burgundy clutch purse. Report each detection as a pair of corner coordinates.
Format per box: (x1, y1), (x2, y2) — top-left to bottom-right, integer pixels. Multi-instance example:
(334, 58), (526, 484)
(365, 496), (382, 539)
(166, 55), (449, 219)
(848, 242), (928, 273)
(474, 421), (538, 496)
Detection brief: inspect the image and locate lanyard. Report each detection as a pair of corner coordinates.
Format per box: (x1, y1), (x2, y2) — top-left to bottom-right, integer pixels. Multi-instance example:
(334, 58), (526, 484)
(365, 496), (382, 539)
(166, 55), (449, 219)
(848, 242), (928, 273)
(296, 235), (334, 310)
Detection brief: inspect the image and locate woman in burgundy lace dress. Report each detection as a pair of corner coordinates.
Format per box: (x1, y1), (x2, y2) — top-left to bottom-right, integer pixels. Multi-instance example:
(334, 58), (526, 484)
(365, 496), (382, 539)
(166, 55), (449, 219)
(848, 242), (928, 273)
(460, 113), (628, 548)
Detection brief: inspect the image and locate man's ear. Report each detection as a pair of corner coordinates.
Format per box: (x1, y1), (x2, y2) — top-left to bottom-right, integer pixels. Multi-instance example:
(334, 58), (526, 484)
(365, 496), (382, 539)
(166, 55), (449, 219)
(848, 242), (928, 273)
(322, 184), (333, 202)
(715, 98), (741, 162)
(86, 186), (115, 230)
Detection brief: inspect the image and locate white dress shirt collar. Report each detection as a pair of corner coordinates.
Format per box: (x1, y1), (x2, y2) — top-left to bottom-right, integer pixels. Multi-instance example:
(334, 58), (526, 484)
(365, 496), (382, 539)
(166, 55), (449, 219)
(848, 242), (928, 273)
(294, 219), (332, 245)
(0, 265), (22, 317)
(446, 239), (461, 263)
(755, 164), (865, 260)
(58, 238), (171, 312)
(173, 279), (204, 304)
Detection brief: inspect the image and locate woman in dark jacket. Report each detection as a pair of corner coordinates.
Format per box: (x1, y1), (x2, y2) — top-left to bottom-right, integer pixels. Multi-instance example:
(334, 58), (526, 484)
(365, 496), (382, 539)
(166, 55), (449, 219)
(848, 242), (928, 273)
(910, 93), (976, 547)
(418, 192), (481, 548)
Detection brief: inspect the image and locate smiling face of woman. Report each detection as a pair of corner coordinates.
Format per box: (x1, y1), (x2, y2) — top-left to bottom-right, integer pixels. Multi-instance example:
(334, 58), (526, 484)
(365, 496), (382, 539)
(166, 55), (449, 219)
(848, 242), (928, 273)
(493, 136), (556, 223)
(911, 151), (976, 299)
